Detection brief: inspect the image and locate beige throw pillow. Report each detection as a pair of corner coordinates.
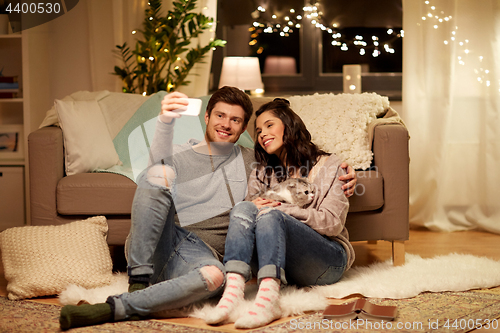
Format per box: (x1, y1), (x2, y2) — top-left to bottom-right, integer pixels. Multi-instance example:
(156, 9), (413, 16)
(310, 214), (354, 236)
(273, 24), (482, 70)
(55, 99), (120, 175)
(0, 216), (114, 300)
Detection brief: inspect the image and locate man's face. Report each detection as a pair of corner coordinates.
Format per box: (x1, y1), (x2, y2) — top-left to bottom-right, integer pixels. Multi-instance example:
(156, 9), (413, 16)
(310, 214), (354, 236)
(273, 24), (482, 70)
(204, 102), (247, 144)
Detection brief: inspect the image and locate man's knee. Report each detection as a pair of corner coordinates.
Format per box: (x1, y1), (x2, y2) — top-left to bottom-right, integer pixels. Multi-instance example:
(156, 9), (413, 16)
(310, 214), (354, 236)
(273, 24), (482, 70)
(234, 200), (255, 210)
(146, 164), (175, 188)
(200, 265), (225, 291)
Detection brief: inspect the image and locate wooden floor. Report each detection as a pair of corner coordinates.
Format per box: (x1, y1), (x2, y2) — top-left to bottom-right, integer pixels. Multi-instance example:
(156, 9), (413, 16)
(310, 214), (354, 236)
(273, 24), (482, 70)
(352, 227), (500, 266)
(2, 227), (500, 332)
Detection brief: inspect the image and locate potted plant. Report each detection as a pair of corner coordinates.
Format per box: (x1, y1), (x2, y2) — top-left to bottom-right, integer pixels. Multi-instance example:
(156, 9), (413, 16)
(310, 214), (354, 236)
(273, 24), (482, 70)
(113, 0), (226, 94)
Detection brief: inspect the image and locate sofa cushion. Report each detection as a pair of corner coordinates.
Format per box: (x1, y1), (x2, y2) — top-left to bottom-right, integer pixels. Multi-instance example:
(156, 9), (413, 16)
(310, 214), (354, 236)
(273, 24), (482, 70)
(56, 169), (382, 215)
(57, 173), (136, 215)
(55, 99), (120, 175)
(348, 170), (384, 212)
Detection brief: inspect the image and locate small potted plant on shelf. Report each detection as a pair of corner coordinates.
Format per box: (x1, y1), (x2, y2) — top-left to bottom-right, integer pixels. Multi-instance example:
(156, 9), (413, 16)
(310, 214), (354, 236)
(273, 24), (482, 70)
(113, 0), (226, 95)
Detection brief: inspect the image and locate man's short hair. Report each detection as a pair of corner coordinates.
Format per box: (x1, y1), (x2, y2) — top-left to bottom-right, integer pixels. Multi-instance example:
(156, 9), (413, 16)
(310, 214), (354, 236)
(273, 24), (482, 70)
(206, 86), (254, 126)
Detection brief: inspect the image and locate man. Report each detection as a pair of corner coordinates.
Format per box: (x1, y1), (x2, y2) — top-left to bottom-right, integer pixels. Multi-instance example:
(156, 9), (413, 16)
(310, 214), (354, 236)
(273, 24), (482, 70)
(59, 87), (356, 330)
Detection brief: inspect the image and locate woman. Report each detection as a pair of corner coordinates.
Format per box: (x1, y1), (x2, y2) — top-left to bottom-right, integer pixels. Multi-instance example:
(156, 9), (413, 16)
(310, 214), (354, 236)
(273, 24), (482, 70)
(205, 98), (355, 329)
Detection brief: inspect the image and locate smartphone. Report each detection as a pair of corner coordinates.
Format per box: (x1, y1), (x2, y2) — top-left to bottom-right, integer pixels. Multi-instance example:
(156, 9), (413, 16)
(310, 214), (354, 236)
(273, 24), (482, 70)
(174, 98), (202, 116)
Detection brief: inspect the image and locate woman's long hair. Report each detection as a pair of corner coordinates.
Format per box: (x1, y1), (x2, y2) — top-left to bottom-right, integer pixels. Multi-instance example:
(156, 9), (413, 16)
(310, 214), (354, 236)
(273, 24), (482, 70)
(254, 98), (330, 184)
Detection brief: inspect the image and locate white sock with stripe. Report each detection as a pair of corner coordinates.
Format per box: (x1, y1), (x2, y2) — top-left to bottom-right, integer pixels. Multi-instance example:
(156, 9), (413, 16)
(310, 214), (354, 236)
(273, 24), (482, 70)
(234, 278), (282, 329)
(205, 273), (245, 325)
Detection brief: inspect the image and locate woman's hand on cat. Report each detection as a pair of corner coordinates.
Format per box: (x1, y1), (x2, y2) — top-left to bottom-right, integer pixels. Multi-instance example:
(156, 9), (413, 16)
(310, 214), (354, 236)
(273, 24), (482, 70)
(339, 163), (357, 197)
(252, 197), (281, 209)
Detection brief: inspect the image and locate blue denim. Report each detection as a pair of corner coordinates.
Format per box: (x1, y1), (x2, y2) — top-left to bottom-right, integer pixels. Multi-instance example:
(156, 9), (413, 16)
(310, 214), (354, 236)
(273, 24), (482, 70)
(111, 167), (224, 321)
(224, 201), (347, 287)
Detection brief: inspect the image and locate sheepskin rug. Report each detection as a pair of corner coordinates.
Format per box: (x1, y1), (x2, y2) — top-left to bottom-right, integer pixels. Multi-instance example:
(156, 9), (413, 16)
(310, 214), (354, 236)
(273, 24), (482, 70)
(59, 253), (500, 322)
(315, 253), (500, 299)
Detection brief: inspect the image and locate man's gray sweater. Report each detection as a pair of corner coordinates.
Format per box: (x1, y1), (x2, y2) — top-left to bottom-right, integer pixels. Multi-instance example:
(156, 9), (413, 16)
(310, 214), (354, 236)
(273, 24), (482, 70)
(148, 118), (255, 259)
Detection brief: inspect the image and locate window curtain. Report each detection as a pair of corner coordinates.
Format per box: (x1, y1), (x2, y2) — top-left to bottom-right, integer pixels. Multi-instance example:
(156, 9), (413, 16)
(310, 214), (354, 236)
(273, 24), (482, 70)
(402, 0), (500, 233)
(86, 0), (216, 96)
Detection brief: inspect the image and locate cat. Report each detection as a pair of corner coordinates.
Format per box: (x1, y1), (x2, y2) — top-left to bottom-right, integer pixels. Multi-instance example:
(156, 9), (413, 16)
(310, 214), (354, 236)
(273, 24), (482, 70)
(252, 178), (316, 208)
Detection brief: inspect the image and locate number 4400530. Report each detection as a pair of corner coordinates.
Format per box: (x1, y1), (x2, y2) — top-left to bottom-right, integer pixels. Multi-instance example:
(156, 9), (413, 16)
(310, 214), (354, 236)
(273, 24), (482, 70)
(5, 2), (61, 14)
(443, 318), (498, 330)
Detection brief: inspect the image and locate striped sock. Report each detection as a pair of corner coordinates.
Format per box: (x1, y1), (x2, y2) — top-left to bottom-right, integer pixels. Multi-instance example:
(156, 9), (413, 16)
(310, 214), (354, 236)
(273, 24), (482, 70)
(234, 278), (282, 329)
(205, 273), (245, 325)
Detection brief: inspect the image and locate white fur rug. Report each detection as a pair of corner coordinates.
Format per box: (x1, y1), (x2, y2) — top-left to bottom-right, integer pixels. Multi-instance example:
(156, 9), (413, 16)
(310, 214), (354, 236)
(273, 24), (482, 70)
(315, 253), (500, 299)
(58, 275), (327, 322)
(59, 253), (500, 322)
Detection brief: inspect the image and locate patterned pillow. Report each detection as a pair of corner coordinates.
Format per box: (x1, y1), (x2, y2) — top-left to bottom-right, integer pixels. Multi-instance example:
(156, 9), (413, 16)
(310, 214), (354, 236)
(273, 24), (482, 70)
(0, 216), (114, 300)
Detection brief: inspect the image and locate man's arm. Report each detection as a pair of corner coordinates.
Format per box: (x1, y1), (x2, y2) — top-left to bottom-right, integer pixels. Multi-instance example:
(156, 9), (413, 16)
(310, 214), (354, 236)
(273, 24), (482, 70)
(148, 92), (189, 166)
(339, 162), (357, 197)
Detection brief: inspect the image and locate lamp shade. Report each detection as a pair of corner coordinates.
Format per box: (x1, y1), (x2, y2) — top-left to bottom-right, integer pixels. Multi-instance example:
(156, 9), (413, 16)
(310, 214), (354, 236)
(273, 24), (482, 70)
(218, 57), (263, 90)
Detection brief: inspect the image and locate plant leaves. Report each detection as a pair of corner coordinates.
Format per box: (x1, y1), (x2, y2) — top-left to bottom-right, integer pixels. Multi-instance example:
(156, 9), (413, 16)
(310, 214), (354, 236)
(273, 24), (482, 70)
(113, 0), (226, 94)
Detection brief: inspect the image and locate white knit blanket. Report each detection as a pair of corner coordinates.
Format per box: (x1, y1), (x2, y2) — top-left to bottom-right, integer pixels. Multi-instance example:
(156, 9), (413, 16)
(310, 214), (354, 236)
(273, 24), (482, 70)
(288, 93), (390, 170)
(59, 253), (500, 323)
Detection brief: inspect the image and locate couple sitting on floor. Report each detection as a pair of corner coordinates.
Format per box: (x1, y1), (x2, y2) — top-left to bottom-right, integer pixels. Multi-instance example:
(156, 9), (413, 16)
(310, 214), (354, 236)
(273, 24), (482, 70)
(59, 86), (357, 330)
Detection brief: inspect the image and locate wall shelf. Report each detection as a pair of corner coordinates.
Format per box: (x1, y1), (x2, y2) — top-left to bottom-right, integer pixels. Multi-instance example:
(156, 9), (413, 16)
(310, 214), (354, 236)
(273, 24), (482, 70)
(0, 30), (29, 228)
(0, 34), (22, 39)
(0, 98), (23, 103)
(0, 159), (25, 166)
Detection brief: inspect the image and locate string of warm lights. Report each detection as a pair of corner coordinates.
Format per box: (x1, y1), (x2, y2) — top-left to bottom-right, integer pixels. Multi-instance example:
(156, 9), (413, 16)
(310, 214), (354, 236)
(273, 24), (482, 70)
(303, 3), (403, 57)
(249, 5), (301, 49)
(420, 0), (497, 91)
(249, 2), (403, 58)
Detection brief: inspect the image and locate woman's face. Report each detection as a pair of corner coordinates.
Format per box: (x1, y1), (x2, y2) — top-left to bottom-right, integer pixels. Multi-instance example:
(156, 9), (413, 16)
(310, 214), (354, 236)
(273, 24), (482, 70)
(255, 110), (286, 157)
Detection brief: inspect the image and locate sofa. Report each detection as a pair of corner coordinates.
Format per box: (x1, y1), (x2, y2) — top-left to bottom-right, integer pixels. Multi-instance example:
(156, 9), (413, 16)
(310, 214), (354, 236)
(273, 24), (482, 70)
(28, 91), (409, 265)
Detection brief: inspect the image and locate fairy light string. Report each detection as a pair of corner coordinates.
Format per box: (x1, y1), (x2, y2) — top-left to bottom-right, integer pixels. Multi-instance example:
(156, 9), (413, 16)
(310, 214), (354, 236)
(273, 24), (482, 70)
(249, 1), (403, 58)
(420, 0), (497, 91)
(249, 0), (496, 91)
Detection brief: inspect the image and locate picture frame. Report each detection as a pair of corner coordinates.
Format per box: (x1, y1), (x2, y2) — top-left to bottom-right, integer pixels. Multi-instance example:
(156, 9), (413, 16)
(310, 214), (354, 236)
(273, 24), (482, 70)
(0, 124), (24, 160)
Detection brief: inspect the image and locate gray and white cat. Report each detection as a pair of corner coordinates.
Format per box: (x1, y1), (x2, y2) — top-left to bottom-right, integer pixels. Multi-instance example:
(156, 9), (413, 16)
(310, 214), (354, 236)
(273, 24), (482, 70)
(252, 178), (316, 208)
